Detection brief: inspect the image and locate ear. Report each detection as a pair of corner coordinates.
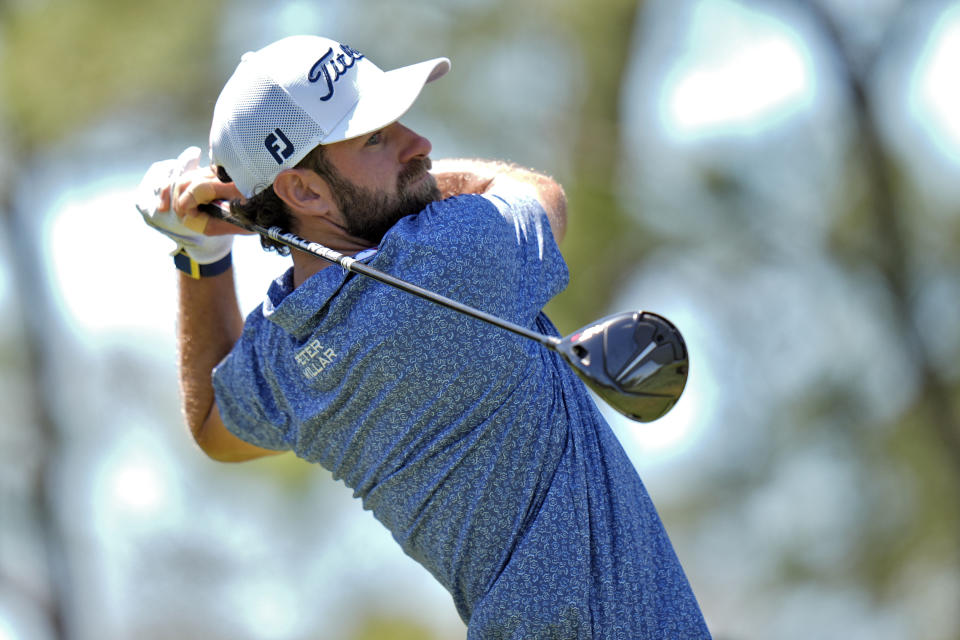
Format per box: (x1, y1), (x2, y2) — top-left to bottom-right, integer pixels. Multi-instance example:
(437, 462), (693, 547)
(273, 169), (334, 217)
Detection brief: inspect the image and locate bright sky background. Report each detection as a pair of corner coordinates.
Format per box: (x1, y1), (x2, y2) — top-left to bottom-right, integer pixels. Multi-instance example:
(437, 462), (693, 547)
(910, 3), (960, 164)
(46, 177), (289, 341)
(659, 0), (816, 141)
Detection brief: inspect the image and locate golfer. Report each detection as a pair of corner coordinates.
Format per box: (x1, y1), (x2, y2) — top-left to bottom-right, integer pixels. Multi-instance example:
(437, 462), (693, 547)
(136, 35), (710, 639)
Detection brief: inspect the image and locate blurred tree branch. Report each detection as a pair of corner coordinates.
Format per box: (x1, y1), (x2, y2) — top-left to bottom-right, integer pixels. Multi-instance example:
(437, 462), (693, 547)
(799, 0), (960, 475)
(791, 1), (960, 614)
(0, 177), (70, 640)
(537, 0), (650, 331)
(0, 1), (223, 636)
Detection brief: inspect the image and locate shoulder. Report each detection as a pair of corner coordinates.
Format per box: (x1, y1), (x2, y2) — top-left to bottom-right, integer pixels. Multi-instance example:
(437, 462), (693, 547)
(479, 181), (547, 225)
(486, 174), (566, 244)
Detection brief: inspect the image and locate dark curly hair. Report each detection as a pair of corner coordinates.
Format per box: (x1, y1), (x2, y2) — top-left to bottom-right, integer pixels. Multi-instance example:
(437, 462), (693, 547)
(217, 144), (336, 254)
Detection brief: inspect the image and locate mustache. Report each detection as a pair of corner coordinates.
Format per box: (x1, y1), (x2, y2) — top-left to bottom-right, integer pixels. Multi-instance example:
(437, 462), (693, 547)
(397, 157), (433, 191)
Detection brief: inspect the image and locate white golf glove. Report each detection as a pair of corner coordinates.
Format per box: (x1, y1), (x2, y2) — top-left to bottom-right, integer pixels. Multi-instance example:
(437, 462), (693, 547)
(135, 146), (233, 264)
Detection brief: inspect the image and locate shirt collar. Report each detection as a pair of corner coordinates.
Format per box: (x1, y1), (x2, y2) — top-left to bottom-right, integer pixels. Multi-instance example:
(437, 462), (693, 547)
(262, 249), (379, 339)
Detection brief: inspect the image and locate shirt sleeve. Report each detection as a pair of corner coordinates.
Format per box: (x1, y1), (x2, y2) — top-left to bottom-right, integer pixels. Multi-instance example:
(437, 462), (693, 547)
(211, 314), (293, 451)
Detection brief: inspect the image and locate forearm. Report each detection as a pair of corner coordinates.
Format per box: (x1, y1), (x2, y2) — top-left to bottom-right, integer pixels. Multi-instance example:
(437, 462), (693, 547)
(137, 149), (273, 460)
(431, 158), (505, 198)
(177, 268), (244, 440)
(431, 158), (567, 242)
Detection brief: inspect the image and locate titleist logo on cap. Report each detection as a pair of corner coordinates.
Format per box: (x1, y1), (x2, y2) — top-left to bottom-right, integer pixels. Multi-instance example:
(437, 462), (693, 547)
(308, 44), (365, 102)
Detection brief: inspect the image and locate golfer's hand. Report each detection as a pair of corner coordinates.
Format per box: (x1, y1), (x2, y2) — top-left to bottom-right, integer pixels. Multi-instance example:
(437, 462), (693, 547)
(135, 146), (245, 264)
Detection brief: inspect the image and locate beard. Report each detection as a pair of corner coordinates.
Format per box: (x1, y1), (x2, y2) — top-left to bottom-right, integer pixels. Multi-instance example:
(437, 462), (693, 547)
(332, 157), (441, 245)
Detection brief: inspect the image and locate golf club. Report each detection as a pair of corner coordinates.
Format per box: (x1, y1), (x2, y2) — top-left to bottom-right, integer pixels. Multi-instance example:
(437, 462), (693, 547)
(199, 201), (688, 422)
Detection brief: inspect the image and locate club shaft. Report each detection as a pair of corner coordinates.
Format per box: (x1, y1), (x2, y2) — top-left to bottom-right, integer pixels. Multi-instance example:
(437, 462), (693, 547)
(200, 202), (561, 349)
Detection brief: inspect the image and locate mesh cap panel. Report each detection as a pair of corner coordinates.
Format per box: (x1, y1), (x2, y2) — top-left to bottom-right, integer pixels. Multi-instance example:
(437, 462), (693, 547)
(211, 64), (325, 197)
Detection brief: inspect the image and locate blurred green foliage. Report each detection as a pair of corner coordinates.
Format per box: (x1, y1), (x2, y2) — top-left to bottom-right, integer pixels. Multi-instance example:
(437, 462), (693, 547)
(350, 615), (440, 640)
(0, 0), (223, 145)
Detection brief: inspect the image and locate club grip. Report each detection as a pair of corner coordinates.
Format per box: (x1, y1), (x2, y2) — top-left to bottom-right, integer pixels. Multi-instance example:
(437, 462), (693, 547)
(198, 200), (232, 220)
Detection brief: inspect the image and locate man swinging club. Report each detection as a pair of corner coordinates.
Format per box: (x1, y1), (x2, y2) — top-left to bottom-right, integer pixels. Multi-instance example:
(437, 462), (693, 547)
(135, 35), (711, 639)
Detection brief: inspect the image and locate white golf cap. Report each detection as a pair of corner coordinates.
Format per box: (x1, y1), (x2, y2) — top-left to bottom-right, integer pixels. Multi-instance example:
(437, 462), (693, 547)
(209, 35), (450, 198)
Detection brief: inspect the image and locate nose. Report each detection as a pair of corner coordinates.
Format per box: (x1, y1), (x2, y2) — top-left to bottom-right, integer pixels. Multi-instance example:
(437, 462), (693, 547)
(394, 123), (432, 163)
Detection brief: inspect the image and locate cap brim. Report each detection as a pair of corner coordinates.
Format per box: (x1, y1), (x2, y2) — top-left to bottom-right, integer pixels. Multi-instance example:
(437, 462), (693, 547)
(322, 57), (450, 144)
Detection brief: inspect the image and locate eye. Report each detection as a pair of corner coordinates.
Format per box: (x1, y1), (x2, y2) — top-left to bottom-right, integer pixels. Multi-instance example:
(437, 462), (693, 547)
(365, 130), (384, 146)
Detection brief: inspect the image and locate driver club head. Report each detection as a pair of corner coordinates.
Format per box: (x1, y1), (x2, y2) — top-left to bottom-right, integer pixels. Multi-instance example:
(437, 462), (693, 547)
(555, 311), (689, 422)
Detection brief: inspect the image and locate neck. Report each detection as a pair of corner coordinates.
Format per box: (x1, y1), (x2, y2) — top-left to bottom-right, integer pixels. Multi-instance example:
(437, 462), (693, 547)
(290, 238), (375, 288)
(286, 213), (374, 288)
(291, 252), (331, 288)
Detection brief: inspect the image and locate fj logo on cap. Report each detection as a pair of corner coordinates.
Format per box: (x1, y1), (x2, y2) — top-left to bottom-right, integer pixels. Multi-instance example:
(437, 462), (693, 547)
(265, 128), (295, 165)
(308, 44), (364, 102)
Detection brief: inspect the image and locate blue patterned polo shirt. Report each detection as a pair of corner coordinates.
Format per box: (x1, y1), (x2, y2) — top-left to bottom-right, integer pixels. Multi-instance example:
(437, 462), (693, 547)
(212, 184), (711, 639)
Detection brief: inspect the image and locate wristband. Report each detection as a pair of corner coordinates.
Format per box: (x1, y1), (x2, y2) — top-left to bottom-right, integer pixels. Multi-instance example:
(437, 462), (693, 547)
(173, 250), (232, 279)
